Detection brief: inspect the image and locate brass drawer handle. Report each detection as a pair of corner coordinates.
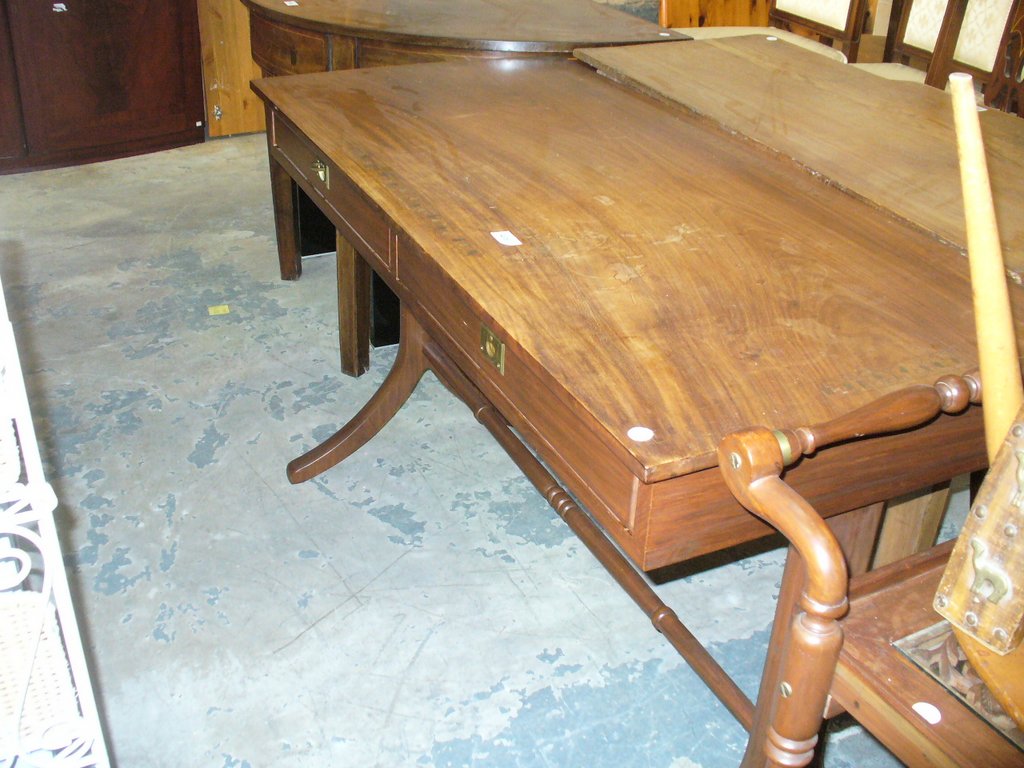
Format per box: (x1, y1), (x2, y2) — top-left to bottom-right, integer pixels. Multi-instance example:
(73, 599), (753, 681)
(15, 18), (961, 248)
(311, 158), (329, 187)
(480, 324), (506, 375)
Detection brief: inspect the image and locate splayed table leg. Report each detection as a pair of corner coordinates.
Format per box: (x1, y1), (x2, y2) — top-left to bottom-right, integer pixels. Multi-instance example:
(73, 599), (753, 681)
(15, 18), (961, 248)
(287, 304), (429, 483)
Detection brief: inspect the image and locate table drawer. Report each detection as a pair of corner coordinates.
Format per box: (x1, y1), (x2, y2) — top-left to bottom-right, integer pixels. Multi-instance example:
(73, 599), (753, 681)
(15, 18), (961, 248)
(271, 111), (390, 269)
(358, 40), (535, 68)
(250, 14), (328, 75)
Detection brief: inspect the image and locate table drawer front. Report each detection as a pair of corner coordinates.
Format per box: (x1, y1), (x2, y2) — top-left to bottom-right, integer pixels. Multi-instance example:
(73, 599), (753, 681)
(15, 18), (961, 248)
(357, 40), (538, 68)
(250, 14), (327, 75)
(271, 110), (323, 190)
(271, 111), (390, 269)
(321, 168), (391, 272)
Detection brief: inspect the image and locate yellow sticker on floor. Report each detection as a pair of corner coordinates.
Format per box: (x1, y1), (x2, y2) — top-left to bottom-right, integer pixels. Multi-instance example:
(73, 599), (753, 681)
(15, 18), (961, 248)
(208, 305), (230, 316)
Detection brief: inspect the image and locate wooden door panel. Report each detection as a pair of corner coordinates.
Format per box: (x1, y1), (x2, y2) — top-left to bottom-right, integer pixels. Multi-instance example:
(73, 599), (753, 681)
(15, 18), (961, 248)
(0, 2), (26, 160)
(6, 0), (204, 155)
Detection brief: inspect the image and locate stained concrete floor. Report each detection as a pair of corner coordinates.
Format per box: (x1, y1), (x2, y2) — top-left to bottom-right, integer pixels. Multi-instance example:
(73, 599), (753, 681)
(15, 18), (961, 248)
(0, 134), (914, 767)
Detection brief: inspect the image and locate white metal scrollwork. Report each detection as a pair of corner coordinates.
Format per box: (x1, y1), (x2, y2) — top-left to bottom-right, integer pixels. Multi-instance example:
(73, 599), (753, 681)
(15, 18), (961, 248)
(0, 274), (110, 768)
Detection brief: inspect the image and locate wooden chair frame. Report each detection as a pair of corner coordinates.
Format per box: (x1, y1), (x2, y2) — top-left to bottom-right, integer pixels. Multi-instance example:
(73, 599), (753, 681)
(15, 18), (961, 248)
(719, 373), (1024, 766)
(985, 0), (1024, 113)
(659, 0), (870, 59)
(885, 0), (1019, 91)
(927, 0), (980, 87)
(882, 0), (962, 71)
(770, 0), (871, 60)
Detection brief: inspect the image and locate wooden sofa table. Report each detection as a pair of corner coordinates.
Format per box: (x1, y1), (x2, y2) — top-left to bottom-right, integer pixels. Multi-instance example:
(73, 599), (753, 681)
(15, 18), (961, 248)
(252, 57), (1019, 758)
(244, 0), (684, 375)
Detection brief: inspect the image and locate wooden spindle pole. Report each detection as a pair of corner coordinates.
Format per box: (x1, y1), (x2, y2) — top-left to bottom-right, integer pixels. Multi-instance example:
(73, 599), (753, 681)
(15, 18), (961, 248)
(942, 72), (1024, 730)
(949, 72), (1023, 459)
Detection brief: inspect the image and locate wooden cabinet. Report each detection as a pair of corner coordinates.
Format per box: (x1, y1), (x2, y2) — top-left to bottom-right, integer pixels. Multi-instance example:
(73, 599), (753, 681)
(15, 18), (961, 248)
(0, 0), (205, 173)
(0, 3), (25, 161)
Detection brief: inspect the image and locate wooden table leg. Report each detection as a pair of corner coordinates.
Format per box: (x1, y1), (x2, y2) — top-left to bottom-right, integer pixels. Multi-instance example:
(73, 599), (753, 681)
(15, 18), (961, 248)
(827, 502), (885, 577)
(287, 304), (428, 483)
(269, 154), (302, 281)
(872, 483), (950, 568)
(337, 232), (371, 376)
(268, 147), (372, 376)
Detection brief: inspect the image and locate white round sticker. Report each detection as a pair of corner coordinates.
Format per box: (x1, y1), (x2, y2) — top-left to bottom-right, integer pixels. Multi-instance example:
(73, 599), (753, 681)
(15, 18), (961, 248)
(627, 427), (654, 442)
(912, 702), (941, 725)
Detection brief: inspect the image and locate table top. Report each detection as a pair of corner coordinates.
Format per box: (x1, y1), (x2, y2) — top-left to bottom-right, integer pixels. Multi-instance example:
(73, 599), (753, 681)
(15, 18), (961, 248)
(577, 36), (1024, 280)
(242, 0), (683, 51)
(253, 56), (1001, 484)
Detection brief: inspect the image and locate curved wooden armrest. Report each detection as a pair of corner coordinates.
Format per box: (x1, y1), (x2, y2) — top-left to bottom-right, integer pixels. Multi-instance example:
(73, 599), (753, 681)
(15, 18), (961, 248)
(719, 427), (848, 616)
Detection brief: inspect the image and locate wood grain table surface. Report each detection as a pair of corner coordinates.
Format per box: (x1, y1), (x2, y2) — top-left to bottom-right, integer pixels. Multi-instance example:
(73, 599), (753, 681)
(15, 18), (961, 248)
(244, 0), (685, 377)
(242, 0), (682, 54)
(253, 57), (1004, 569)
(577, 36), (1024, 281)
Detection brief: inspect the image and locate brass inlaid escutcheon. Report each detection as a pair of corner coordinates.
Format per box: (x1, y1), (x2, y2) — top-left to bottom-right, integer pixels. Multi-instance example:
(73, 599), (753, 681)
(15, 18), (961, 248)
(480, 324), (506, 375)
(311, 158), (329, 187)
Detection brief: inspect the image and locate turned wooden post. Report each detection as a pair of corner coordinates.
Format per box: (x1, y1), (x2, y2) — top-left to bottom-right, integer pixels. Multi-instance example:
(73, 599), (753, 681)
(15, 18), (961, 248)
(720, 427), (847, 766)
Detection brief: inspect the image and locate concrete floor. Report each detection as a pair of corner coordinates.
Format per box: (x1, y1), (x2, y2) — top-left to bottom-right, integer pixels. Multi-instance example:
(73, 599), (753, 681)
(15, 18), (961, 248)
(0, 134), (911, 767)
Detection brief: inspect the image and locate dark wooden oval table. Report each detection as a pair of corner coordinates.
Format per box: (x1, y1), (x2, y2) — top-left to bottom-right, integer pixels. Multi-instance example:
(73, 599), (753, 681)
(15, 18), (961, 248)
(243, 0), (685, 375)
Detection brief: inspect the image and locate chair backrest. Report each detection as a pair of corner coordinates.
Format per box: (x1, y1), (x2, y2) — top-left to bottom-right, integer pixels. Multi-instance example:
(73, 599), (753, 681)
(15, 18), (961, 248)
(770, 0), (871, 58)
(954, 0), (1017, 71)
(927, 0), (1017, 88)
(884, 0), (956, 68)
(985, 0), (1024, 113)
(771, 0), (867, 38)
(658, 0), (869, 57)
